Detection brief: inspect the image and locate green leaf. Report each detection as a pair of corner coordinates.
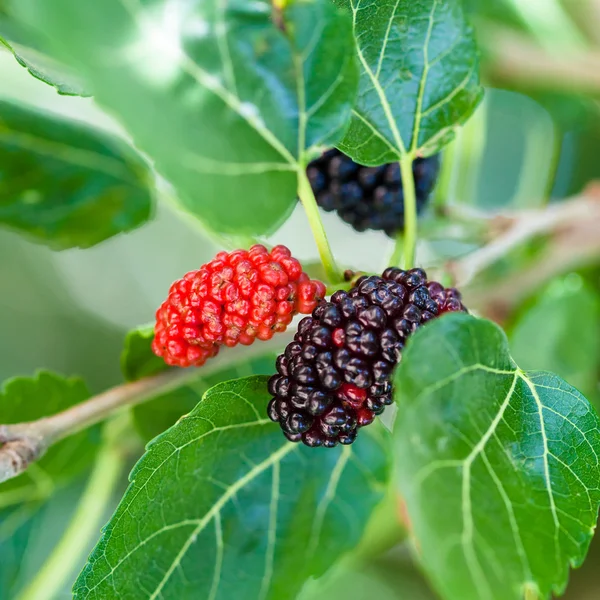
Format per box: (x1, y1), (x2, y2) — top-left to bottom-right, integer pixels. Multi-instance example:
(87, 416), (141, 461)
(394, 313), (600, 600)
(121, 324), (168, 383)
(0, 6), (88, 97)
(12, 0), (358, 236)
(133, 353), (279, 442)
(336, 0), (483, 163)
(0, 100), (153, 249)
(120, 324), (278, 441)
(0, 371), (100, 498)
(0, 35), (89, 96)
(74, 376), (390, 599)
(509, 277), (600, 400)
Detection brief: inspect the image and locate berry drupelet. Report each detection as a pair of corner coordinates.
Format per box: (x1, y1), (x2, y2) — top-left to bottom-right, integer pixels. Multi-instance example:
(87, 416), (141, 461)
(268, 268), (466, 447)
(308, 149), (440, 237)
(152, 245), (326, 368)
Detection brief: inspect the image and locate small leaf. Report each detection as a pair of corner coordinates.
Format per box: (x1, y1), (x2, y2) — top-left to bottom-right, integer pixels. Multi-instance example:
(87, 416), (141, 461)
(336, 0), (483, 163)
(13, 0), (358, 235)
(0, 100), (153, 249)
(509, 277), (600, 400)
(74, 376), (390, 599)
(0, 371), (100, 496)
(394, 314), (600, 600)
(121, 324), (167, 383)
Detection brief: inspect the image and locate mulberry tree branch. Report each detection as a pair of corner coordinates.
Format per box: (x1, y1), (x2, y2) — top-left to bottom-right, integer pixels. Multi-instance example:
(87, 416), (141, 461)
(0, 369), (192, 485)
(0, 333), (295, 485)
(449, 187), (600, 316)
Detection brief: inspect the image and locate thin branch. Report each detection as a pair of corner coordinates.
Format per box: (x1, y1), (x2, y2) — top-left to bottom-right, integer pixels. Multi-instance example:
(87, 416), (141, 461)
(447, 191), (600, 287)
(0, 369), (192, 485)
(482, 25), (600, 94)
(0, 332), (294, 485)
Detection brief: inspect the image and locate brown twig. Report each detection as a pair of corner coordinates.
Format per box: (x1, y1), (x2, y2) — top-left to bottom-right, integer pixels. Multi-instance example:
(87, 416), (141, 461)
(447, 192), (600, 287)
(454, 186), (600, 318)
(0, 331), (294, 485)
(0, 369), (192, 484)
(480, 25), (600, 94)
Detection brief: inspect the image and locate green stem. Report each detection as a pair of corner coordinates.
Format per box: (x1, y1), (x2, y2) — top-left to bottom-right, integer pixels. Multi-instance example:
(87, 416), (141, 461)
(388, 231), (404, 268)
(16, 421), (126, 600)
(399, 156), (417, 269)
(297, 169), (342, 284)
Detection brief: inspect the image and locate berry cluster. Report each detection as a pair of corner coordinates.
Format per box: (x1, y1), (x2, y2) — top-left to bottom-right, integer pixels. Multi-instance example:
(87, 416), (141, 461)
(152, 245), (326, 367)
(308, 149), (440, 236)
(268, 268), (466, 447)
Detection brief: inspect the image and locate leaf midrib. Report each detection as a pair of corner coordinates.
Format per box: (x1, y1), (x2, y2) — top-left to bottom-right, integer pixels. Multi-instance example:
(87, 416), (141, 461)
(411, 366), (594, 597)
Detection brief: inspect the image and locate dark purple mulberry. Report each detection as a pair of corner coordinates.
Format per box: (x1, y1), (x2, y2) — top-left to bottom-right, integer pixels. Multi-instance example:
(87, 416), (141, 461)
(307, 149), (440, 237)
(267, 268), (467, 447)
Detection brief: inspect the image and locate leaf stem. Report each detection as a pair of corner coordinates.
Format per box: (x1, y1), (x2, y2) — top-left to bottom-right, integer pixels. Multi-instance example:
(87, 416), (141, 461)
(297, 169), (342, 284)
(388, 232), (404, 268)
(399, 156), (418, 269)
(16, 419), (127, 600)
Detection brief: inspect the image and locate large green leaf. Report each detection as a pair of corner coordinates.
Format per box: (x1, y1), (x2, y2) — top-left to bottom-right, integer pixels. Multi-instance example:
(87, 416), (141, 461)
(509, 277), (600, 401)
(12, 0), (358, 236)
(336, 0), (483, 163)
(0, 100), (152, 249)
(0, 371), (99, 498)
(394, 314), (600, 600)
(74, 376), (390, 599)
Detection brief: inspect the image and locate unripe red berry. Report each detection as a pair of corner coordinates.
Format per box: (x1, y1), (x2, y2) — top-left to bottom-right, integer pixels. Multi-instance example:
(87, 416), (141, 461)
(152, 245), (326, 367)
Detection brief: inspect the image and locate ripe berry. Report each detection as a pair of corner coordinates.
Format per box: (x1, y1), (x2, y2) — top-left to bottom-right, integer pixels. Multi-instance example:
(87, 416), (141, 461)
(152, 245), (326, 367)
(268, 268), (466, 447)
(308, 149), (440, 236)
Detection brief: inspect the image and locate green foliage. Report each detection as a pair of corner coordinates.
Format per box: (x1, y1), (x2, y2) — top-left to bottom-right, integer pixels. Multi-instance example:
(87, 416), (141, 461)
(12, 0), (358, 236)
(0, 100), (152, 249)
(335, 0), (483, 164)
(394, 314), (600, 600)
(120, 324), (278, 440)
(132, 354), (278, 441)
(0, 478), (91, 598)
(74, 377), (390, 599)
(0, 371), (99, 496)
(0, 35), (88, 96)
(121, 324), (168, 383)
(1, 1), (599, 598)
(299, 550), (436, 600)
(509, 276), (600, 400)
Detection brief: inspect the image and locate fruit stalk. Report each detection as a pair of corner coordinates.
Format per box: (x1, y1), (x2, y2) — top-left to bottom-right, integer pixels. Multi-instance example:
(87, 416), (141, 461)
(297, 168), (342, 284)
(399, 156), (418, 269)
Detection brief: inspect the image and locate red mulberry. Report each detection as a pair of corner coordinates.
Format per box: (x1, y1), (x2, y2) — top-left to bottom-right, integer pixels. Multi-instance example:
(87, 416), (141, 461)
(152, 245), (326, 367)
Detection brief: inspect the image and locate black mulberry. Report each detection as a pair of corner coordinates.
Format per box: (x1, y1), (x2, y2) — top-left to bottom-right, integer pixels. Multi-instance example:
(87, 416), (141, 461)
(308, 149), (440, 237)
(267, 268), (467, 447)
